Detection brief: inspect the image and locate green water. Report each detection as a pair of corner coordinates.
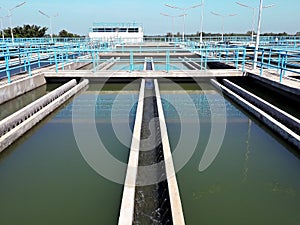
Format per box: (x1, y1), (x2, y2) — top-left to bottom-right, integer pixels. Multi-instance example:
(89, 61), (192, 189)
(159, 81), (300, 225)
(0, 82), (139, 225)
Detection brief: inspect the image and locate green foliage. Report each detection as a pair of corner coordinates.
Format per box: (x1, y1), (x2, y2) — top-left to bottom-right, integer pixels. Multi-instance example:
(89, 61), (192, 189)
(164, 31), (297, 37)
(3, 24), (48, 38)
(55, 29), (80, 37)
(1, 25), (82, 38)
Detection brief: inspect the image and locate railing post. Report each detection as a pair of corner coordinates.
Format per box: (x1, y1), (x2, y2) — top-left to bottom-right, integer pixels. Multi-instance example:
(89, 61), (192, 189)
(283, 51), (288, 76)
(242, 48), (246, 72)
(280, 52), (284, 83)
(27, 52), (32, 76)
(130, 51), (133, 73)
(18, 45), (22, 73)
(38, 50), (41, 68)
(268, 48), (272, 69)
(205, 49), (208, 70)
(96, 50), (100, 68)
(5, 50), (11, 83)
(54, 50), (58, 73)
(277, 52), (281, 75)
(200, 48), (203, 70)
(61, 51), (65, 70)
(166, 50), (170, 73)
(235, 49), (239, 69)
(260, 49), (265, 76)
(253, 47), (256, 69)
(92, 50), (96, 72)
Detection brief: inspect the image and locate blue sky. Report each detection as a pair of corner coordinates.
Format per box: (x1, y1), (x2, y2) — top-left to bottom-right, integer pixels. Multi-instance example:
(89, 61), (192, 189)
(0, 0), (299, 35)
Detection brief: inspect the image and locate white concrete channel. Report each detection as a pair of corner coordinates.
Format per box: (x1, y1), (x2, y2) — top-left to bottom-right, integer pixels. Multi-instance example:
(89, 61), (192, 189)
(222, 79), (300, 135)
(0, 78), (89, 152)
(118, 79), (145, 225)
(211, 79), (300, 150)
(118, 77), (185, 224)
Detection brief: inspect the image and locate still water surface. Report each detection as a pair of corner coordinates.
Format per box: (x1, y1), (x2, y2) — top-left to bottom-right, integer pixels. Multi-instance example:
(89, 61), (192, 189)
(160, 81), (300, 225)
(0, 82), (139, 225)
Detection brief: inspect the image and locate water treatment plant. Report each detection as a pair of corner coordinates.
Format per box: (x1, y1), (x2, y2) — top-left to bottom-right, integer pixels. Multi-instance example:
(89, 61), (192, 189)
(1, 1), (300, 224)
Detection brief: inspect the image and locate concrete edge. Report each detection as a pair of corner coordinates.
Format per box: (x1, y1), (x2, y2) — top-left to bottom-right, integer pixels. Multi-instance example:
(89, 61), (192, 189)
(285, 76), (300, 83)
(143, 58), (147, 71)
(211, 79), (300, 150)
(0, 74), (46, 104)
(151, 58), (155, 72)
(0, 79), (77, 136)
(154, 79), (186, 225)
(42, 69), (242, 78)
(0, 79), (89, 153)
(248, 73), (300, 96)
(92, 57), (114, 71)
(118, 79), (145, 225)
(223, 79), (300, 135)
(178, 57), (198, 70)
(101, 57), (120, 70)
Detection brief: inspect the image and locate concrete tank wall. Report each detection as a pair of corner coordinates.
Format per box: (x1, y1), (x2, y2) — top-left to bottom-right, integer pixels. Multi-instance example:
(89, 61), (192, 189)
(0, 74), (46, 105)
(0, 79), (89, 153)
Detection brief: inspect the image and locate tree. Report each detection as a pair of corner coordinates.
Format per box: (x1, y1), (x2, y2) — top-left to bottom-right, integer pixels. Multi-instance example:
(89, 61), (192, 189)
(3, 25), (48, 38)
(166, 32), (172, 37)
(57, 29), (80, 37)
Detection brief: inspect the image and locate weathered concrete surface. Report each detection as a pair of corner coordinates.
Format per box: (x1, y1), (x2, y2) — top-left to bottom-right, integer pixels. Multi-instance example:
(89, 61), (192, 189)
(211, 79), (300, 150)
(154, 79), (185, 225)
(223, 79), (300, 135)
(0, 74), (46, 104)
(118, 79), (145, 225)
(0, 79), (76, 136)
(0, 79), (89, 153)
(100, 57), (120, 70)
(43, 69), (242, 78)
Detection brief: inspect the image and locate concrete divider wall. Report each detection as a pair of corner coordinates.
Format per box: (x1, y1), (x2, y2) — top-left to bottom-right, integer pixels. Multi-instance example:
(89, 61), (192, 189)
(63, 55), (91, 70)
(248, 73), (300, 96)
(0, 79), (89, 153)
(154, 79), (185, 225)
(0, 74), (46, 104)
(100, 57), (120, 70)
(0, 79), (77, 137)
(223, 79), (300, 135)
(118, 79), (145, 225)
(211, 79), (300, 150)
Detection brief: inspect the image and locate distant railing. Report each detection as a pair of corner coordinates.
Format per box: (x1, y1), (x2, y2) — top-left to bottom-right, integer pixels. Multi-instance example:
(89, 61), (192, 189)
(1, 38), (300, 83)
(1, 35), (300, 44)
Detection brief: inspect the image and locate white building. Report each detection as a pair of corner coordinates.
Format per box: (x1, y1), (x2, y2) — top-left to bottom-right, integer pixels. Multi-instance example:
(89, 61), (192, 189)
(88, 22), (144, 43)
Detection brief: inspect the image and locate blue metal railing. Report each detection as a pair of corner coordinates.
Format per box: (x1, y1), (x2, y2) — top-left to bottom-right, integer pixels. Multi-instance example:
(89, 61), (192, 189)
(1, 37), (300, 84)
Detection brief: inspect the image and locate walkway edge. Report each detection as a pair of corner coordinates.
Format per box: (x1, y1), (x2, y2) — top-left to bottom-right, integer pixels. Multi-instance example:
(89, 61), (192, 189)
(118, 79), (145, 225)
(154, 79), (186, 225)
